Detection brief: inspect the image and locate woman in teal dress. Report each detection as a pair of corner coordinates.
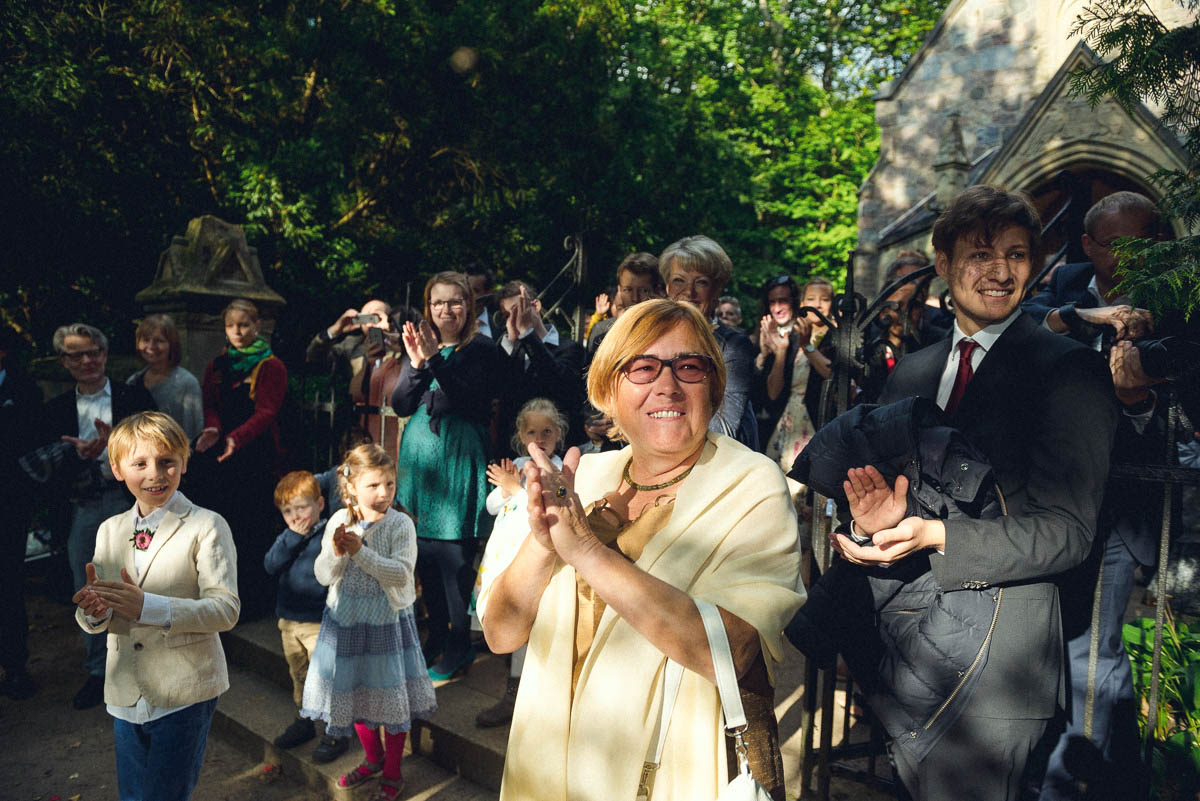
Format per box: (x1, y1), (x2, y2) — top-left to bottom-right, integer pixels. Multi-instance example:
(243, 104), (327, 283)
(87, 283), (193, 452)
(391, 271), (499, 680)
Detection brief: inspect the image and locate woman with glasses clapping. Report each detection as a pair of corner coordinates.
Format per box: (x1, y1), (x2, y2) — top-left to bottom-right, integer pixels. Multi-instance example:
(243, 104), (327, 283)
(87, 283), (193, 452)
(392, 271), (500, 680)
(479, 299), (804, 801)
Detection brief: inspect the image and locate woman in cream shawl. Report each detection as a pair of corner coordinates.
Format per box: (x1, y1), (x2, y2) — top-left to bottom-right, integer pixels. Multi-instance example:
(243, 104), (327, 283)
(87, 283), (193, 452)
(479, 299), (805, 801)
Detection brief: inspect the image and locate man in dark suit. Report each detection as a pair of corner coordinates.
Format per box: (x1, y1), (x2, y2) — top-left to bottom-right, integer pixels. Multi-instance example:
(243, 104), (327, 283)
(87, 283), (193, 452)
(0, 331), (43, 699)
(1023, 191), (1165, 800)
(833, 186), (1117, 801)
(43, 323), (156, 709)
(495, 280), (587, 455)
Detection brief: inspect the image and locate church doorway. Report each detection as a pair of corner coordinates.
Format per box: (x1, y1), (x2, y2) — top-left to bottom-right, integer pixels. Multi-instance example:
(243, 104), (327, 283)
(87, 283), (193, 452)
(1026, 166), (1162, 273)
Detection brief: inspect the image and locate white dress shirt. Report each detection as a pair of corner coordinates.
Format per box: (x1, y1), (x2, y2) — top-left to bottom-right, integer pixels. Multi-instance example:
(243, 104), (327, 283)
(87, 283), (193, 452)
(935, 312), (1021, 410)
(500, 322), (559, 356)
(76, 378), (114, 478)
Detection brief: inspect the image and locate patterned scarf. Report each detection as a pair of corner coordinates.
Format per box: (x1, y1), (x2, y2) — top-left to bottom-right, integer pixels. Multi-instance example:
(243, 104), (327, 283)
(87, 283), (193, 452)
(227, 337), (273, 374)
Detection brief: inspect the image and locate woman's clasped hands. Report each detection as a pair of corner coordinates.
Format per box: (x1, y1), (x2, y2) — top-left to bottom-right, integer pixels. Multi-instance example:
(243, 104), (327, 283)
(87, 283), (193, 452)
(401, 319), (441, 369)
(523, 443), (591, 561)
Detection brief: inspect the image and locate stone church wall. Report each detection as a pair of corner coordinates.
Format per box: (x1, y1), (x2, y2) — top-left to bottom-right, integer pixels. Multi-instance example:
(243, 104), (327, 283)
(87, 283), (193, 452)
(856, 0), (1191, 291)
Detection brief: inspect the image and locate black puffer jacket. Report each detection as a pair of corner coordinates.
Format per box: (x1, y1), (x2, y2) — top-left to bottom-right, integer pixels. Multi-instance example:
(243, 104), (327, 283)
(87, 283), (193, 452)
(785, 397), (1006, 764)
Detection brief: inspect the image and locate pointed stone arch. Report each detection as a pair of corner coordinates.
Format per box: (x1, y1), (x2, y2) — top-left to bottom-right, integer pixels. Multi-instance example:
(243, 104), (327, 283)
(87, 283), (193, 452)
(978, 43), (1191, 237)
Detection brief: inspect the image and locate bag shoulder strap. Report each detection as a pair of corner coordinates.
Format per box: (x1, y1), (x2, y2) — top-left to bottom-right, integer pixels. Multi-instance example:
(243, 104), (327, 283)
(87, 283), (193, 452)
(697, 599), (747, 731)
(644, 600), (748, 765)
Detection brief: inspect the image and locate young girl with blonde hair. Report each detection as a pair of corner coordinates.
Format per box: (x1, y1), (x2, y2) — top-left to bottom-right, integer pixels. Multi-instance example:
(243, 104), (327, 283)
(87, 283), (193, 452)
(302, 444), (435, 800)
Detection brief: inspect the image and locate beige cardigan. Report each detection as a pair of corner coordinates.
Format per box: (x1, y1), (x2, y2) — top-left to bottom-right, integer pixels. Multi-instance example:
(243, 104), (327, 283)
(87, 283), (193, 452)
(497, 433), (805, 801)
(75, 492), (240, 708)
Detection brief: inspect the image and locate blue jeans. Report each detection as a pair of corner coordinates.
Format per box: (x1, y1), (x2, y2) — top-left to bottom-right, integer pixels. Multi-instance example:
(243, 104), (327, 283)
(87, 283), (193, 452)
(113, 697), (218, 801)
(1038, 535), (1141, 800)
(69, 486), (129, 676)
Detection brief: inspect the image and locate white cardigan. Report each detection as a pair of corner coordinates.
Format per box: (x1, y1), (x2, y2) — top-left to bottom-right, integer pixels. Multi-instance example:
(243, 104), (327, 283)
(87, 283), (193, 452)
(314, 507), (417, 611)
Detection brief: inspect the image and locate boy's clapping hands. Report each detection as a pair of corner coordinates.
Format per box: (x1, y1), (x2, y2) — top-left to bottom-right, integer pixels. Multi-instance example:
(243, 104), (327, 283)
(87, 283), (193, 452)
(486, 459), (521, 498)
(72, 562), (145, 620)
(73, 563), (108, 618)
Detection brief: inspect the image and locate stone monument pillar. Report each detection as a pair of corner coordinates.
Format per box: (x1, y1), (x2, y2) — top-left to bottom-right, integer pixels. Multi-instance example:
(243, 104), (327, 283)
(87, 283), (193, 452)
(135, 216), (286, 376)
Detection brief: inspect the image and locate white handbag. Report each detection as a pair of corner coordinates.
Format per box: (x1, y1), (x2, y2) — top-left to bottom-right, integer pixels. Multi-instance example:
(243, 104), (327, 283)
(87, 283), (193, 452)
(638, 599), (774, 801)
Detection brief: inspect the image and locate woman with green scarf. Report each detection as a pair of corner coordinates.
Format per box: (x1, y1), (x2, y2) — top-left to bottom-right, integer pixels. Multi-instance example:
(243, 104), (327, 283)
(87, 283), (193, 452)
(196, 298), (289, 619)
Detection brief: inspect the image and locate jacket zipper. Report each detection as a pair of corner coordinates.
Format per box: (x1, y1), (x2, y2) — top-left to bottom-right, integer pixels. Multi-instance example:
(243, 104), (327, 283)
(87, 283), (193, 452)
(915, 482), (1008, 735)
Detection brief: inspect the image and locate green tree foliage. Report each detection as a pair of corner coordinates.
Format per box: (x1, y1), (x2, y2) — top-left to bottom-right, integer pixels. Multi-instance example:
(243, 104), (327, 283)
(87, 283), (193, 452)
(1071, 0), (1200, 320)
(1, 0), (946, 356)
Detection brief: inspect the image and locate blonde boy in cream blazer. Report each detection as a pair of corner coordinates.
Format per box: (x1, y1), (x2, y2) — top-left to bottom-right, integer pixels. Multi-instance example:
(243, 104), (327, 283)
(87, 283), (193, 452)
(74, 411), (239, 801)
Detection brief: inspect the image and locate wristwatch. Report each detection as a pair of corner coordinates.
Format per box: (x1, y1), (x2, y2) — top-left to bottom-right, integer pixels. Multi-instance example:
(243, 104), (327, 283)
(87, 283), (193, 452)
(805, 343), (817, 353)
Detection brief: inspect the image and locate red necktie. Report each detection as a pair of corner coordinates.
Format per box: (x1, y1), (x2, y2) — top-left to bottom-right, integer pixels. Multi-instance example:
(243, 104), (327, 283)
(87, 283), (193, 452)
(945, 339), (979, 415)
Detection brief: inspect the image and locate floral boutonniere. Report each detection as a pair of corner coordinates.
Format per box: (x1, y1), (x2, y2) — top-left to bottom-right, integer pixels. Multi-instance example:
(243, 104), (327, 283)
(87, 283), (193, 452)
(131, 527), (154, 551)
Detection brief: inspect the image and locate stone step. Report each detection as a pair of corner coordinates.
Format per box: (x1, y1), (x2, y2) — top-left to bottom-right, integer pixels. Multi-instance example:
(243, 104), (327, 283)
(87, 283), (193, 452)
(214, 661), (499, 801)
(220, 621), (896, 799)
(221, 619), (512, 792)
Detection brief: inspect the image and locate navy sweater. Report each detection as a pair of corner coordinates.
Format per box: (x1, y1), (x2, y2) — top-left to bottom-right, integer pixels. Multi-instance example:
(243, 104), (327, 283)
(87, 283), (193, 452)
(263, 519), (329, 623)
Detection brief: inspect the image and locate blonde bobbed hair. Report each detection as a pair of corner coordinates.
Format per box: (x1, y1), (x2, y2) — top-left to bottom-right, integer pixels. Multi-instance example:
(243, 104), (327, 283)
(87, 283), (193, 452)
(107, 411), (191, 469)
(587, 299), (725, 441)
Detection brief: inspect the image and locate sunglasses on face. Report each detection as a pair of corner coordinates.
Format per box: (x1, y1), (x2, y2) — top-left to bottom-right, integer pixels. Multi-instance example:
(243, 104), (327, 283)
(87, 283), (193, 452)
(622, 354), (715, 384)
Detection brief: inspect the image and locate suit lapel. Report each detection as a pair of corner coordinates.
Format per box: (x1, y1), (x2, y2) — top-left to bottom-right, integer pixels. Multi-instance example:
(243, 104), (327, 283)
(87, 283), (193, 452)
(118, 507), (141, 580)
(952, 313), (1036, 421)
(883, 337), (950, 404)
(917, 338), (952, 400)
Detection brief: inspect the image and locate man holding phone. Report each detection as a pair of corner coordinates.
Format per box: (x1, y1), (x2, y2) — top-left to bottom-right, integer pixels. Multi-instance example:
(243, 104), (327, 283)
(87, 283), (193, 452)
(306, 300), (403, 447)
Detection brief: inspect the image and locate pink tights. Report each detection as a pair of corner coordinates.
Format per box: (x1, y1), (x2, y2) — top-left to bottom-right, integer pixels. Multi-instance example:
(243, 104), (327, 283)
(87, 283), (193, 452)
(354, 722), (406, 781)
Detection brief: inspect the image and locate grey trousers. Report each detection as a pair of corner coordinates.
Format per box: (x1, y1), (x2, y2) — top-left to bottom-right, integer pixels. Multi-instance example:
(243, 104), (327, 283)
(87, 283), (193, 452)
(68, 486), (129, 676)
(1038, 535), (1141, 800)
(892, 714), (1047, 801)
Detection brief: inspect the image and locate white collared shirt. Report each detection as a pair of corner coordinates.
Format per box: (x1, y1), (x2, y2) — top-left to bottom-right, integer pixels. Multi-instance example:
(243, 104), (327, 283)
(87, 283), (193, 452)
(500, 322), (560, 356)
(76, 378), (114, 477)
(935, 311), (1022, 410)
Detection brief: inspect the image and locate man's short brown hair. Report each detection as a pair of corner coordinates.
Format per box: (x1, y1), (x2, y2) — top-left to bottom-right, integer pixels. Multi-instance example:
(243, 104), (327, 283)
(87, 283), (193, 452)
(616, 252), (665, 292)
(931, 186), (1042, 264)
(497, 280), (536, 304)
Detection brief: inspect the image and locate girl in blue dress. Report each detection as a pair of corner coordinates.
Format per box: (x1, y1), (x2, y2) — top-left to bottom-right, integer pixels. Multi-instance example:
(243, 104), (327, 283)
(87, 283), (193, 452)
(302, 444), (435, 800)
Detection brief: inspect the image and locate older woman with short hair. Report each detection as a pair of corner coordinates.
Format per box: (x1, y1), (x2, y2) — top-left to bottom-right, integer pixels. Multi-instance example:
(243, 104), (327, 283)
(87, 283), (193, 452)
(481, 299), (803, 801)
(659, 235), (759, 449)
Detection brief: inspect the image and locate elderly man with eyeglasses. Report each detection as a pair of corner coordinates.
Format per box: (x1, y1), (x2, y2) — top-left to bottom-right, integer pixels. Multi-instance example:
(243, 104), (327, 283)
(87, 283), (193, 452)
(42, 323), (156, 710)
